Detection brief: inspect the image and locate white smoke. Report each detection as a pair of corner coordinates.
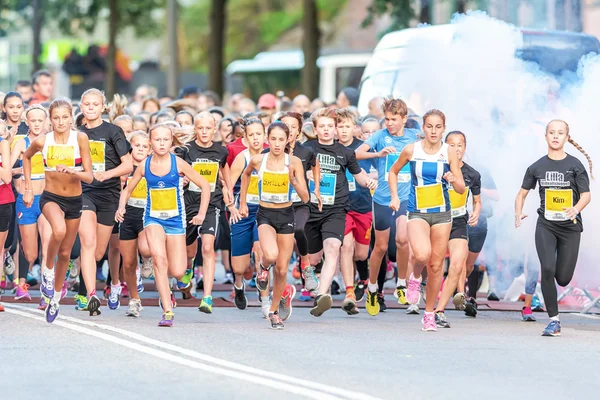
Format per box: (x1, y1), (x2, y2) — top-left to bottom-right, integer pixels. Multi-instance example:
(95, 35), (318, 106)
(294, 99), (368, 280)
(395, 11), (600, 289)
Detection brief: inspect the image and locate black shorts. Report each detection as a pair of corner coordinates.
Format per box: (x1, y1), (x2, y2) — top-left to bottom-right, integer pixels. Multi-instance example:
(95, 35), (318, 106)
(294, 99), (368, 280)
(214, 207), (231, 251)
(82, 190), (119, 226)
(257, 205), (295, 235)
(450, 217), (468, 241)
(186, 206), (220, 246)
(0, 202), (13, 232)
(468, 218), (488, 253)
(373, 200), (407, 231)
(40, 191), (82, 220)
(119, 206), (144, 241)
(305, 209), (346, 253)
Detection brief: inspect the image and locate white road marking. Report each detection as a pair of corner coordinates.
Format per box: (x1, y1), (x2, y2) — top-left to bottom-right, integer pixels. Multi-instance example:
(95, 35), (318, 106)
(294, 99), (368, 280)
(575, 313), (600, 320)
(3, 304), (384, 400)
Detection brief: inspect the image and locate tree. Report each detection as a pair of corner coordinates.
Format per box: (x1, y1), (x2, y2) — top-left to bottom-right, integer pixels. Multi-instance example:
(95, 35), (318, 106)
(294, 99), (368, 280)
(105, 0), (119, 98)
(208, 0), (227, 98)
(302, 0), (320, 99)
(31, 0), (43, 73)
(362, 0), (416, 35)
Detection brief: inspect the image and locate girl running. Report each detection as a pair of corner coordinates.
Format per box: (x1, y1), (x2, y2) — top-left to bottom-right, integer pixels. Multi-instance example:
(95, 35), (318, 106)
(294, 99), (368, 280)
(117, 131), (152, 317)
(0, 120), (15, 313)
(433, 131), (481, 328)
(239, 122), (310, 329)
(116, 123), (211, 326)
(389, 109), (465, 332)
(22, 99), (93, 323)
(78, 88), (132, 315)
(10, 105), (53, 302)
(515, 119), (591, 337)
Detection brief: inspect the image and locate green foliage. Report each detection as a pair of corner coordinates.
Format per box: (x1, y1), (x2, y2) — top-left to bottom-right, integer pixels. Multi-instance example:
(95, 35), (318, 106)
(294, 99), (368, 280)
(362, 0), (415, 34)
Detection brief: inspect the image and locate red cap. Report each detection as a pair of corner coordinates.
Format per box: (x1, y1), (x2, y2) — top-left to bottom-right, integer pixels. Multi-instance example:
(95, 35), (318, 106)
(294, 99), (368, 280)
(258, 93), (277, 109)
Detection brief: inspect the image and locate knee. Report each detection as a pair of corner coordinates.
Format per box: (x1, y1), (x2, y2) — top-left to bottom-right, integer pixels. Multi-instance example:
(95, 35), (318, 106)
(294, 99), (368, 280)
(354, 248), (369, 262)
(428, 263), (443, 275)
(201, 242), (213, 256)
(23, 248), (37, 263)
(373, 240), (387, 256)
(324, 240), (341, 257)
(555, 276), (571, 288)
(57, 246), (71, 261)
(395, 235), (408, 249)
(412, 249), (430, 265)
(153, 255), (168, 271)
(274, 264), (287, 278)
(53, 225), (67, 242)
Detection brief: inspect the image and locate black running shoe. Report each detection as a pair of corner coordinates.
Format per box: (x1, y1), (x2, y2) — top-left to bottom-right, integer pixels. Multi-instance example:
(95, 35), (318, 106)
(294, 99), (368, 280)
(435, 311), (451, 328)
(354, 280), (367, 302)
(465, 297), (478, 317)
(377, 293), (387, 312)
(88, 294), (101, 316)
(487, 291), (500, 301)
(233, 283), (247, 310)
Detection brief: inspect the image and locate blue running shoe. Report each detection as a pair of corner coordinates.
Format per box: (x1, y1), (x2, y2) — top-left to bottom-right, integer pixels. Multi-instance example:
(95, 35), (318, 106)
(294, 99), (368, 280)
(45, 298), (60, 323)
(108, 284), (121, 310)
(542, 320), (561, 337)
(96, 267), (106, 282)
(136, 268), (144, 294)
(41, 267), (55, 299)
(531, 294), (544, 311)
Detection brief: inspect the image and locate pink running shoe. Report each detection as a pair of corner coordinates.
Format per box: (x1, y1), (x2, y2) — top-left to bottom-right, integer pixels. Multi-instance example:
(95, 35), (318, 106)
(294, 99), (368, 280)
(406, 274), (422, 305)
(15, 283), (31, 301)
(422, 313), (437, 332)
(38, 297), (48, 310)
(61, 281), (68, 300)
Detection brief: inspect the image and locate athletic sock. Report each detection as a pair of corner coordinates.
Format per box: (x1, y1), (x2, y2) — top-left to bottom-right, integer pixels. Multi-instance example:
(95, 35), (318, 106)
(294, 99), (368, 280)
(550, 315), (560, 322)
(397, 278), (406, 287)
(367, 282), (378, 293)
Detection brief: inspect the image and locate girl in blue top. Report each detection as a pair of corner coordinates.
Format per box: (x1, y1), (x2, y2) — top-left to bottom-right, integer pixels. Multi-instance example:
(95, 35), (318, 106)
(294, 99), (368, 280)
(389, 109), (465, 332)
(116, 123), (211, 327)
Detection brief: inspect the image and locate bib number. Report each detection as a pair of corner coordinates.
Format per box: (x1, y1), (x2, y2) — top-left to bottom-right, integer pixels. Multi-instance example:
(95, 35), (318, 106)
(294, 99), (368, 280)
(544, 189), (573, 221)
(190, 161), (219, 192)
(385, 153), (410, 183)
(449, 187), (469, 218)
(89, 141), (106, 172)
(45, 145), (76, 170)
(149, 187), (178, 219)
(128, 177), (147, 208)
(346, 170), (356, 192)
(261, 171), (290, 203)
(311, 173), (336, 205)
(415, 183), (445, 210)
(247, 174), (260, 204)
(31, 153), (45, 180)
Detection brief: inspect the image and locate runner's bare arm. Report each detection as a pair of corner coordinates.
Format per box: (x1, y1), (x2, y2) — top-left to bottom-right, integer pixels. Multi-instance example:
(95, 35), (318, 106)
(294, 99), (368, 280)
(0, 140), (12, 184)
(514, 188), (530, 228)
(290, 156), (309, 203)
(444, 149), (465, 194)
(388, 144), (414, 211)
(75, 132), (94, 184)
(239, 155), (262, 216)
(116, 163), (145, 223)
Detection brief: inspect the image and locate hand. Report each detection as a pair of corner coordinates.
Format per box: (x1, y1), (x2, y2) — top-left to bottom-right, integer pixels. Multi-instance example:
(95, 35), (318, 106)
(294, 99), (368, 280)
(115, 207), (126, 223)
(306, 170), (314, 181)
(223, 188), (232, 206)
(515, 214), (527, 228)
(14, 167), (23, 175)
(23, 190), (33, 208)
(228, 206), (243, 224)
(182, 176), (190, 186)
(191, 212), (206, 226)
(443, 171), (456, 184)
(377, 146), (396, 157)
(366, 178), (377, 190)
(563, 206), (579, 221)
(55, 164), (74, 175)
(390, 196), (400, 212)
(314, 189), (323, 212)
(239, 203), (248, 218)
(468, 212), (479, 227)
(94, 171), (110, 182)
(8, 124), (17, 139)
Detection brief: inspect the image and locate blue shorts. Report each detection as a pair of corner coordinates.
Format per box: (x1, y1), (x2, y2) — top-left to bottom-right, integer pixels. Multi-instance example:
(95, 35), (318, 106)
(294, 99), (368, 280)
(231, 206), (259, 257)
(372, 200), (408, 231)
(144, 214), (185, 236)
(16, 193), (42, 225)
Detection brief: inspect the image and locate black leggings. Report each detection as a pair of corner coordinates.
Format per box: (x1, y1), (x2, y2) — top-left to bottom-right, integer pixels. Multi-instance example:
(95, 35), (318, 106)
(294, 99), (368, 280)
(535, 221), (581, 318)
(294, 206), (310, 257)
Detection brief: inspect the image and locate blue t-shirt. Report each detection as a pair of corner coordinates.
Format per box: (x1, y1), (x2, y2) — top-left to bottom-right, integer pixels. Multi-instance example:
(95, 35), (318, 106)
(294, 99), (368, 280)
(365, 128), (419, 205)
(345, 138), (375, 214)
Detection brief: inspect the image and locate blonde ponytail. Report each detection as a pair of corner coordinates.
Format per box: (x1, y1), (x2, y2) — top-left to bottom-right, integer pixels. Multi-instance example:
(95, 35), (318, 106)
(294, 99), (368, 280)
(568, 137), (594, 180)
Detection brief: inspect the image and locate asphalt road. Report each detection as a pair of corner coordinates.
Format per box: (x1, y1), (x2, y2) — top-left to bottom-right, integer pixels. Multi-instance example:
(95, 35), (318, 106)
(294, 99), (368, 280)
(1, 302), (599, 400)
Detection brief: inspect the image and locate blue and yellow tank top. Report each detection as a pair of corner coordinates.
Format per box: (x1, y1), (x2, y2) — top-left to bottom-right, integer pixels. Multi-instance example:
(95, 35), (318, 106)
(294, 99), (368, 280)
(408, 141), (451, 213)
(144, 153), (185, 220)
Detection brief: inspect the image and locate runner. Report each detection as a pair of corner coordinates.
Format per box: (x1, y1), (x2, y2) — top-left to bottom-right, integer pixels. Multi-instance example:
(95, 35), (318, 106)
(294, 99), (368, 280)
(22, 99), (93, 323)
(176, 111), (232, 314)
(10, 105), (53, 302)
(305, 108), (377, 317)
(78, 88), (132, 315)
(0, 121), (14, 313)
(239, 121), (310, 329)
(389, 109), (465, 332)
(355, 97), (419, 316)
(433, 131), (481, 328)
(515, 119), (591, 337)
(117, 131), (152, 317)
(116, 123), (211, 327)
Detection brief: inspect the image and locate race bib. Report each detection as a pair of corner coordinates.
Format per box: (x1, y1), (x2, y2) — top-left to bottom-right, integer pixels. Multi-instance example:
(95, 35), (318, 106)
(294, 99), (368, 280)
(31, 153), (45, 180)
(415, 183), (445, 210)
(190, 161), (219, 192)
(449, 187), (469, 218)
(128, 177), (147, 208)
(149, 187), (178, 219)
(261, 171), (289, 203)
(247, 174), (260, 204)
(45, 145), (75, 170)
(310, 173), (336, 205)
(346, 169), (356, 192)
(544, 188), (573, 221)
(89, 140), (106, 172)
(385, 153), (410, 183)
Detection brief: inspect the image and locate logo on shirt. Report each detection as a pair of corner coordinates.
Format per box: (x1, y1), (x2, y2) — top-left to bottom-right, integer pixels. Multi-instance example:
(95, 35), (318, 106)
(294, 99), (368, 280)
(384, 136), (392, 144)
(158, 181), (166, 188)
(317, 154), (340, 172)
(540, 171), (570, 187)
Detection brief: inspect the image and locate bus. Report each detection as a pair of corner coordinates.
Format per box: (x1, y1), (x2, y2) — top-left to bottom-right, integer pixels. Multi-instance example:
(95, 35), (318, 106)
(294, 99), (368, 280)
(357, 25), (600, 114)
(226, 50), (371, 103)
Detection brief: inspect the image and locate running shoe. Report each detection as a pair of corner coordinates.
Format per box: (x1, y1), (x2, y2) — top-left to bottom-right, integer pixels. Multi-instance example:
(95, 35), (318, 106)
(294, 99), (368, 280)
(420, 280), (427, 302)
(136, 268), (144, 294)
(435, 311), (451, 328)
(126, 298), (143, 318)
(487, 291), (500, 301)
(453, 292), (467, 310)
(531, 294), (544, 311)
(233, 283), (248, 310)
(354, 279), (367, 302)
(197, 275), (204, 290)
(342, 292), (359, 315)
(377, 293), (387, 312)
(198, 295), (213, 314)
(298, 289), (312, 302)
(40, 267), (55, 299)
(103, 285), (110, 300)
(158, 291), (177, 310)
(422, 313), (437, 332)
(61, 281), (68, 300)
(15, 283), (31, 301)
(269, 311), (284, 330)
(74, 294), (88, 311)
(394, 285), (408, 305)
(464, 297), (478, 317)
(121, 282), (129, 298)
(26, 271), (38, 287)
(292, 262), (301, 280)
(261, 296), (272, 318)
(310, 294), (332, 317)
(87, 294), (101, 316)
(385, 260), (395, 281)
(45, 298), (60, 323)
(38, 297), (48, 310)
(223, 271), (234, 284)
(256, 265), (270, 291)
(521, 306), (536, 322)
(406, 304), (420, 315)
(108, 284), (122, 310)
(331, 279), (341, 295)
(30, 264), (41, 284)
(365, 290), (380, 316)
(177, 268), (194, 300)
(158, 311), (174, 327)
(302, 265), (319, 292)
(0, 303), (4, 312)
(96, 267), (106, 282)
(406, 274), (421, 305)
(141, 258), (154, 279)
(279, 283), (296, 321)
(68, 260), (79, 280)
(4, 253), (15, 278)
(542, 320), (561, 337)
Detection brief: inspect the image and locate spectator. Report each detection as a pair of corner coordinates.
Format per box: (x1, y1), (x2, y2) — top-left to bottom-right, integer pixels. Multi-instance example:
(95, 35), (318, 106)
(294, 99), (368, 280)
(292, 94), (311, 114)
(178, 85), (200, 100)
(336, 87), (359, 108)
(134, 84), (158, 104)
(208, 107), (225, 125)
(238, 98), (256, 116)
(198, 90), (221, 111)
(15, 80), (32, 103)
(29, 70), (53, 105)
(368, 96), (385, 120)
(142, 97), (161, 113)
(257, 93), (277, 119)
(310, 98), (325, 112)
(227, 93), (244, 114)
